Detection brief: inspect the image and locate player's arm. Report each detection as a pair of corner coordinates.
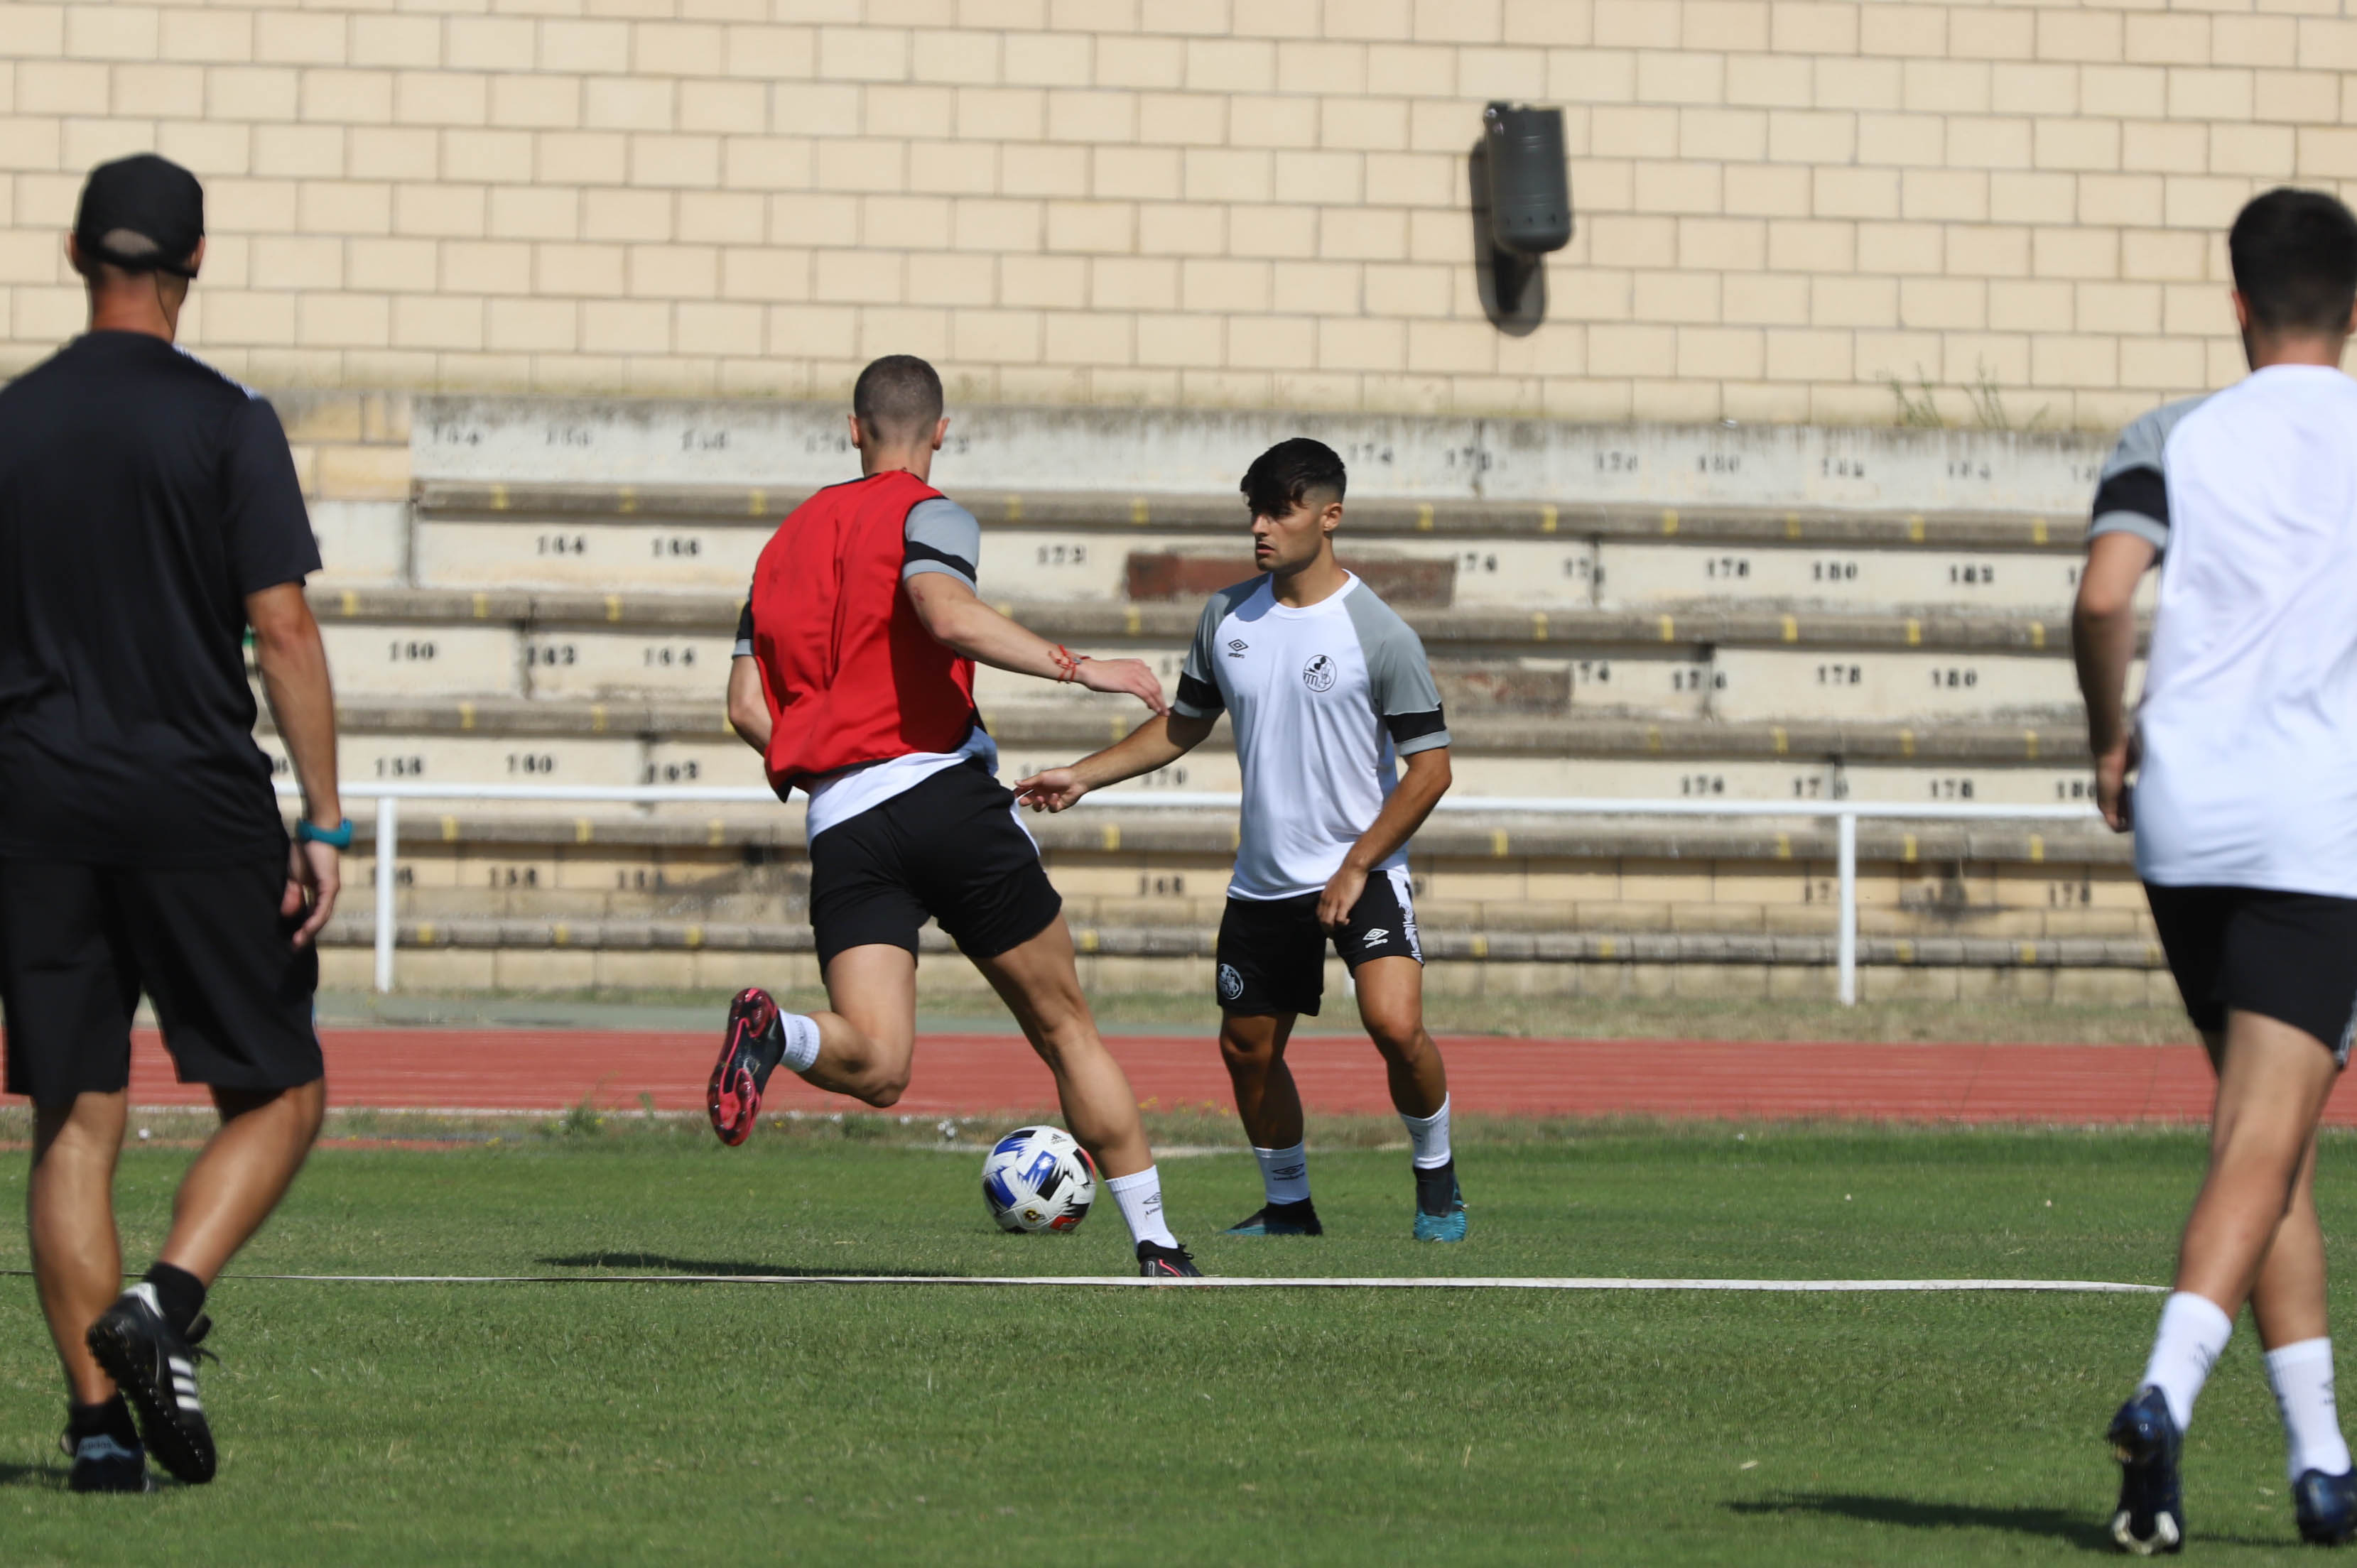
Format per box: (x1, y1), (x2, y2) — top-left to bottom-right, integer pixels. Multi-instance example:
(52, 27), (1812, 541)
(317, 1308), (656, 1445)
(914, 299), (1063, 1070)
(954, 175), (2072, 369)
(1012, 711), (1217, 812)
(1319, 609), (1453, 930)
(1318, 746), (1451, 930)
(249, 581), (341, 947)
(229, 397), (339, 948)
(2074, 413), (2171, 834)
(725, 601), (770, 753)
(2074, 533), (2155, 833)
(904, 572), (1166, 714)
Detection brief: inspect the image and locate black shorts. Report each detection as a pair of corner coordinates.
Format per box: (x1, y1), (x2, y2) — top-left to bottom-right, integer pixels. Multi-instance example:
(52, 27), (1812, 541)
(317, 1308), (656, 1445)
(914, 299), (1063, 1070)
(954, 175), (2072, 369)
(0, 857), (324, 1104)
(2146, 883), (2357, 1063)
(807, 761), (1063, 969)
(1215, 866), (1423, 1018)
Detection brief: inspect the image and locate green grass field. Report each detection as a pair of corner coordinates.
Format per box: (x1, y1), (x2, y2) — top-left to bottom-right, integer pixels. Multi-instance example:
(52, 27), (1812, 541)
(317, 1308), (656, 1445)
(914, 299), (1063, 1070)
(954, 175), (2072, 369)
(0, 1119), (2343, 1564)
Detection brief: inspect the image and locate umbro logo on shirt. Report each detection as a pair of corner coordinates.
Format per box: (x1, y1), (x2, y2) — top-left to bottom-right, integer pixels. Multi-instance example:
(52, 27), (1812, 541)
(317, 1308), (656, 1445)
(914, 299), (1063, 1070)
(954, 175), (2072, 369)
(1226, 639), (1249, 658)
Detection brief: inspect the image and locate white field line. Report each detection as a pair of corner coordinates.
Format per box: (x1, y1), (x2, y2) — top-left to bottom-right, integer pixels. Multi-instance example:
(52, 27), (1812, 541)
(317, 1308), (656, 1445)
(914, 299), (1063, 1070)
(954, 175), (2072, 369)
(213, 1273), (2164, 1293)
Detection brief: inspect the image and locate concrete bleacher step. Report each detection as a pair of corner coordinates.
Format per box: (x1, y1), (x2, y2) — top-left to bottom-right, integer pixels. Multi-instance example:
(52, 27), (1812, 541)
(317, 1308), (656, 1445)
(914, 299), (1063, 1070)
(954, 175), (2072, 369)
(308, 585), (2114, 729)
(280, 694), (2106, 810)
(406, 481), (2108, 614)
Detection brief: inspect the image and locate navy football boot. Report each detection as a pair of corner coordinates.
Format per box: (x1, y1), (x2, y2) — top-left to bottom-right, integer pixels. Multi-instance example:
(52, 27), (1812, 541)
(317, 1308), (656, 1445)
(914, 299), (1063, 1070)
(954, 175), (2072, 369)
(1225, 1199), (1323, 1236)
(2108, 1385), (2185, 1555)
(2294, 1467), (2357, 1545)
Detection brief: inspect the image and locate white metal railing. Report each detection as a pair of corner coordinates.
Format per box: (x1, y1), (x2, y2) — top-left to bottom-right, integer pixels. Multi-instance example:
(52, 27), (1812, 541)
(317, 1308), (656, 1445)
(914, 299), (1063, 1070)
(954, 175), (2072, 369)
(283, 783), (2105, 1006)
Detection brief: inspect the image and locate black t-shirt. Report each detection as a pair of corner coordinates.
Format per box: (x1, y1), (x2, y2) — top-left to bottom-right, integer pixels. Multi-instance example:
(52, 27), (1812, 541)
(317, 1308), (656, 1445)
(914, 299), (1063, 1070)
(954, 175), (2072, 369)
(0, 332), (320, 865)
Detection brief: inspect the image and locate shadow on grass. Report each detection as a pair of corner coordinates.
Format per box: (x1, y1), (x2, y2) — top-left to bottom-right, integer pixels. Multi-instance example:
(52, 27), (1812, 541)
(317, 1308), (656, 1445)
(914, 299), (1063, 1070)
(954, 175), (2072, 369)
(1726, 1492), (2119, 1551)
(0, 1461), (65, 1491)
(538, 1251), (969, 1279)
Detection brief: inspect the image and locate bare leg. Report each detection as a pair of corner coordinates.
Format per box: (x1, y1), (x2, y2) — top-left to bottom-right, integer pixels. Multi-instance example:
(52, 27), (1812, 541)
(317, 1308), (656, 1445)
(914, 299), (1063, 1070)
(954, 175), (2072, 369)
(2193, 1019), (2336, 1349)
(795, 944), (920, 1106)
(1218, 1012), (1304, 1150)
(1351, 957), (1447, 1118)
(973, 915), (1153, 1178)
(155, 1081), (326, 1285)
(28, 1091), (128, 1404)
(2175, 1011), (2341, 1314)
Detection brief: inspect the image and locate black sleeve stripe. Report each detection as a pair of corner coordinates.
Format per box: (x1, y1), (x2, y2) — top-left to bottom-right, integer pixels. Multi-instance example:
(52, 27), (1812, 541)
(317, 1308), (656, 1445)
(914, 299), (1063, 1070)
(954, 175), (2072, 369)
(904, 539), (978, 580)
(1386, 707), (1447, 743)
(735, 604), (752, 641)
(1176, 673), (1225, 713)
(2092, 465), (2167, 527)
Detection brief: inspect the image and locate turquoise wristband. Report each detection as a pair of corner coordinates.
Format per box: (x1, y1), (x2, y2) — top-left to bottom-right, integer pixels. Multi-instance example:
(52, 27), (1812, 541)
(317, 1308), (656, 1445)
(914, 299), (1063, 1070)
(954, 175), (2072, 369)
(296, 817), (354, 849)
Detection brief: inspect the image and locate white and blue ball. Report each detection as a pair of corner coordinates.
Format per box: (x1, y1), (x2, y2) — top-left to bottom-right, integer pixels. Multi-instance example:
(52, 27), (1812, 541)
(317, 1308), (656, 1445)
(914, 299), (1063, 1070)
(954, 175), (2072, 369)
(980, 1125), (1097, 1234)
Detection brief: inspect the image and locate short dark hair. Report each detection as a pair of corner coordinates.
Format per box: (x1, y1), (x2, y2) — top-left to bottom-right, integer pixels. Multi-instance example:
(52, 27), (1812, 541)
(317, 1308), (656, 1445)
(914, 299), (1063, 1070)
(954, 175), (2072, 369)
(1241, 437), (1347, 519)
(2230, 187), (2357, 336)
(852, 354), (943, 440)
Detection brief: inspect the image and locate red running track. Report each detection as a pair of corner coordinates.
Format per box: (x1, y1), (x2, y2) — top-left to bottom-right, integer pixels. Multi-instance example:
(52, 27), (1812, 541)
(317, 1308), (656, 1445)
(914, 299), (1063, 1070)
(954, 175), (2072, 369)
(59, 1027), (2357, 1125)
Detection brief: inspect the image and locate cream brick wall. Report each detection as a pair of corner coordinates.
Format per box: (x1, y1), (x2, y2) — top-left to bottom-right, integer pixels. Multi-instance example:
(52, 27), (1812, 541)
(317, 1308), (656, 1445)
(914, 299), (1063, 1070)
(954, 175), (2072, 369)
(3, 0), (2346, 428)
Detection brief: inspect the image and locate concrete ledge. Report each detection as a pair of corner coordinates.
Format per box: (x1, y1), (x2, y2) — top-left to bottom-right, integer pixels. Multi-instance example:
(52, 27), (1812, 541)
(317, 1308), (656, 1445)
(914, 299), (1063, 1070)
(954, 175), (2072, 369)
(320, 918), (2164, 971)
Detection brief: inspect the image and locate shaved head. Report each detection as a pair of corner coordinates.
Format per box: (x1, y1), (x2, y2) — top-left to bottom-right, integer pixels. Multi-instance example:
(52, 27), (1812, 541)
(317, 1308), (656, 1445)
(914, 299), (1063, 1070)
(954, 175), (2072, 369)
(852, 354), (943, 442)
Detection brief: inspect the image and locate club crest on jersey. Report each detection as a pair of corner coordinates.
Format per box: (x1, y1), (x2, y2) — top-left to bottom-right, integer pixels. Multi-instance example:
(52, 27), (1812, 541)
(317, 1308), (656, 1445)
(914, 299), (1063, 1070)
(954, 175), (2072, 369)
(1218, 963), (1244, 1001)
(1301, 654), (1337, 692)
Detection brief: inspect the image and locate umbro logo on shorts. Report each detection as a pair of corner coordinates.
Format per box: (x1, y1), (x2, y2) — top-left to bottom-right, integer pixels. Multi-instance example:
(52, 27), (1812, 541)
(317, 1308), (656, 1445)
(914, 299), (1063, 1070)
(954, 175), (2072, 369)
(1302, 654), (1336, 692)
(1362, 927), (1388, 947)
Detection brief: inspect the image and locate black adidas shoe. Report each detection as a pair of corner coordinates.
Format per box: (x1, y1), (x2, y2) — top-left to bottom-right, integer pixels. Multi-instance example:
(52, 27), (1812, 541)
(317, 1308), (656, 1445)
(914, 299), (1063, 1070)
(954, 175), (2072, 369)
(1137, 1241), (1202, 1279)
(60, 1403), (152, 1495)
(2107, 1385), (2184, 1555)
(2295, 1468), (2357, 1545)
(86, 1285), (216, 1486)
(1225, 1199), (1323, 1236)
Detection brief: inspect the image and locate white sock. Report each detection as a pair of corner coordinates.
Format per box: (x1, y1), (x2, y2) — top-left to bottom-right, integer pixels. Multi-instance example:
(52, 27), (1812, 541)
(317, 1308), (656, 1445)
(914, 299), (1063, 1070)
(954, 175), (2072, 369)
(780, 1013), (821, 1076)
(1399, 1095), (1453, 1170)
(2142, 1290), (2236, 1433)
(1106, 1165), (1179, 1251)
(2266, 1338), (2353, 1480)
(1253, 1143), (1311, 1206)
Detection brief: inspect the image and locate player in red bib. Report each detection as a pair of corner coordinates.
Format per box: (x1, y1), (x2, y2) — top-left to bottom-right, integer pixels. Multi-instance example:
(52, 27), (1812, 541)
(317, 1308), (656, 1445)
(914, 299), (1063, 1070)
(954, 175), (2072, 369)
(708, 355), (1199, 1277)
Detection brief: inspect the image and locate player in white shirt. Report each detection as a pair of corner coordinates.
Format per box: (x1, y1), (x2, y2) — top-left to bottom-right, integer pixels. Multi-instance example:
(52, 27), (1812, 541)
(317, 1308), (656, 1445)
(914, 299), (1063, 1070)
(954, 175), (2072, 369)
(1015, 440), (1466, 1240)
(2079, 187), (2357, 1552)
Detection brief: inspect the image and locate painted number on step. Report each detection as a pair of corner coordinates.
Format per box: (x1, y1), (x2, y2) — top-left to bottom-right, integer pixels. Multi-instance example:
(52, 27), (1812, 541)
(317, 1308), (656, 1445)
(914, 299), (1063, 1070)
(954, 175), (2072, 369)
(1930, 668), (1979, 689)
(376, 756), (426, 777)
(1696, 453), (1741, 474)
(1137, 875), (1188, 897)
(1671, 665), (1723, 692)
(1594, 450), (1640, 474)
(529, 643), (578, 666)
(1812, 560), (1859, 582)
(1034, 544), (1088, 567)
(2055, 778), (2096, 801)
(1706, 556), (1750, 579)
(506, 753), (558, 775)
(1949, 563), (1995, 586)
(1459, 552), (1498, 574)
(651, 537), (703, 558)
(537, 534), (587, 556)
(642, 645), (698, 668)
(1138, 766), (1191, 788)
(1679, 774), (1726, 796)
(487, 866), (540, 888)
(387, 640), (437, 662)
(644, 761), (702, 783)
(2049, 880), (2093, 907)
(1816, 664), (1863, 685)
(1821, 457), (1868, 479)
(1575, 660), (1612, 685)
(1927, 777), (1977, 800)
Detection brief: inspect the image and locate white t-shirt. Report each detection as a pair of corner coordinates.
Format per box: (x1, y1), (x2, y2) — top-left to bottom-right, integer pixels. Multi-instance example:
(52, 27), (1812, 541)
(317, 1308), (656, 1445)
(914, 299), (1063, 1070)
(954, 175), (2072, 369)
(734, 494), (995, 840)
(1171, 572), (1451, 900)
(2093, 365), (2357, 895)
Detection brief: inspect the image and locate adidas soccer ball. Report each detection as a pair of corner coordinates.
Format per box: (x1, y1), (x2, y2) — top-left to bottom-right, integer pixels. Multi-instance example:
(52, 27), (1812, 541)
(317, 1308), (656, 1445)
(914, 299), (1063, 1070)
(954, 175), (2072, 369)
(980, 1125), (1097, 1234)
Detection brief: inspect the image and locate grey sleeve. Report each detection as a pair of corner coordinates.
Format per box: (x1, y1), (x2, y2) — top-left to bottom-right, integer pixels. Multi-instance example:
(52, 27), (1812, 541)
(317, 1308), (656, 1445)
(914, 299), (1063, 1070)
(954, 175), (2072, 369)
(1343, 590), (1450, 756)
(1172, 591), (1237, 720)
(901, 497), (980, 590)
(2088, 396), (2204, 556)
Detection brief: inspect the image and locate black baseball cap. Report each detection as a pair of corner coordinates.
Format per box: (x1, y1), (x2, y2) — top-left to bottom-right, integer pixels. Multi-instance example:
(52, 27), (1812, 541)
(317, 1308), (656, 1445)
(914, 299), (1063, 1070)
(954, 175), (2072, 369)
(73, 154), (204, 279)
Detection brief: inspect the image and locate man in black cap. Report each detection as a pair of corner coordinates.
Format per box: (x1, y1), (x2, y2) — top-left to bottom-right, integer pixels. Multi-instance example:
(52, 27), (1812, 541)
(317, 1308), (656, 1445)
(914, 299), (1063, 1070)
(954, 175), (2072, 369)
(0, 153), (341, 1492)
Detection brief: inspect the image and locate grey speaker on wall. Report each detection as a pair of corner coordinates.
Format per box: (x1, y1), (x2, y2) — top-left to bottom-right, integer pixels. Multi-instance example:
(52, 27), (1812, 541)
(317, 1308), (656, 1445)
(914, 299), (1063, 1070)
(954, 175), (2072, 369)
(1473, 101), (1573, 333)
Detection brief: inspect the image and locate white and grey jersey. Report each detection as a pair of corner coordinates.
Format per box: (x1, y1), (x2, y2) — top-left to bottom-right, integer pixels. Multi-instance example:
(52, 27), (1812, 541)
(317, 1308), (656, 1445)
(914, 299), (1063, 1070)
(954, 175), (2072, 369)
(733, 496), (982, 655)
(1173, 573), (1450, 900)
(2109, 366), (2357, 896)
(2086, 395), (2210, 558)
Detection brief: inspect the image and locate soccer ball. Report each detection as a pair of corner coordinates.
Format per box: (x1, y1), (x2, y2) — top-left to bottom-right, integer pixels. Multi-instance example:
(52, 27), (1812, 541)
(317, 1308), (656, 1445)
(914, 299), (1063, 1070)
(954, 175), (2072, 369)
(980, 1125), (1097, 1234)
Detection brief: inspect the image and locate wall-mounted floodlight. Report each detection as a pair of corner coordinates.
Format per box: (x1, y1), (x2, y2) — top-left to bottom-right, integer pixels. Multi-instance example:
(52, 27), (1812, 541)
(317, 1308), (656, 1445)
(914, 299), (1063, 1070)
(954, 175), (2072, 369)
(1473, 102), (1572, 334)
